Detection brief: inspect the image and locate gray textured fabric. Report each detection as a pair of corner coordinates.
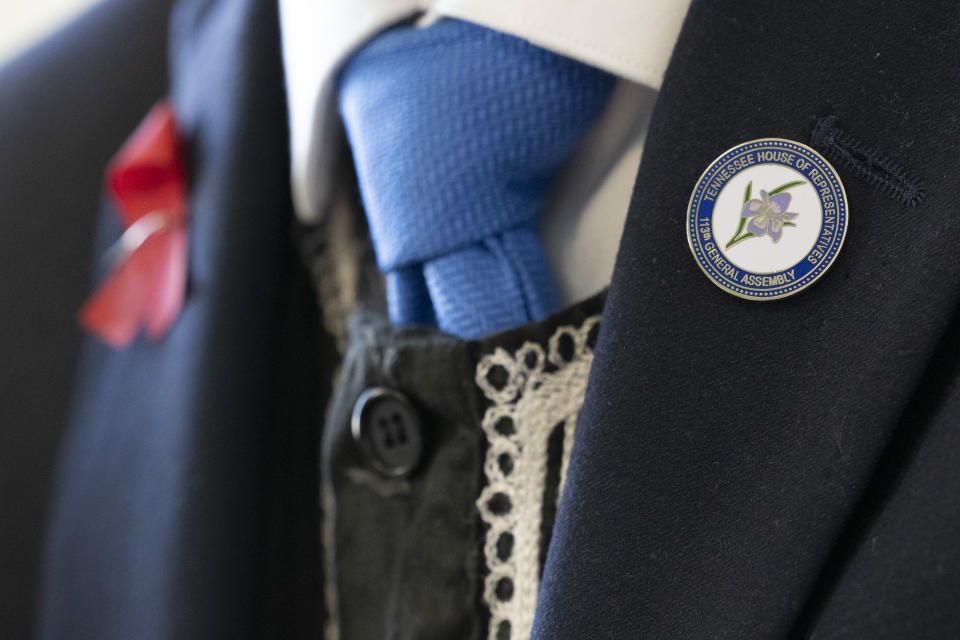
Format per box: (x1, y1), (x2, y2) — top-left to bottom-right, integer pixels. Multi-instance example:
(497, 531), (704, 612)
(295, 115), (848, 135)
(322, 311), (483, 639)
(317, 290), (605, 639)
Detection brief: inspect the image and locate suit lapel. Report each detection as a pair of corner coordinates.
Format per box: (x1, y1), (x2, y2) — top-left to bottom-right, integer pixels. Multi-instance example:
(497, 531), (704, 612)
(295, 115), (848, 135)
(38, 2), (330, 638)
(535, 0), (960, 637)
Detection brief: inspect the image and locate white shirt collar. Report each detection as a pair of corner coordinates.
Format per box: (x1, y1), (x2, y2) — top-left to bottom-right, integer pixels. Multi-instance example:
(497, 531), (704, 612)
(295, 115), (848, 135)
(279, 0), (691, 222)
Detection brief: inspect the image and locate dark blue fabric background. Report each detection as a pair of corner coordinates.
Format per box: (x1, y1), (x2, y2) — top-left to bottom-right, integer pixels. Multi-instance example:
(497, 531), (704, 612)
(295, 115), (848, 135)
(0, 1), (172, 636)
(37, 1), (330, 638)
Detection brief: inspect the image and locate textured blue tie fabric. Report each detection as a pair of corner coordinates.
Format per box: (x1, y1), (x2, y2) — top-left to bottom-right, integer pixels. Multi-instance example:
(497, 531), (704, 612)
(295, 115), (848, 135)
(338, 18), (615, 338)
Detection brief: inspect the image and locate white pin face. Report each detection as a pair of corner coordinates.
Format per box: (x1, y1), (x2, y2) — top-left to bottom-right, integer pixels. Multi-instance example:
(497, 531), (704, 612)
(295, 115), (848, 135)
(686, 139), (848, 300)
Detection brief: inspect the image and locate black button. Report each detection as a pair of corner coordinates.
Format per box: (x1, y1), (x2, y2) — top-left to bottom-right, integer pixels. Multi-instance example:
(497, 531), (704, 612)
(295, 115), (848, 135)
(351, 387), (424, 477)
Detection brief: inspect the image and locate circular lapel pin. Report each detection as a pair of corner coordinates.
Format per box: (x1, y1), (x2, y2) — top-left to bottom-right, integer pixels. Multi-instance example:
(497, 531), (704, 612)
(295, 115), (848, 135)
(686, 138), (848, 300)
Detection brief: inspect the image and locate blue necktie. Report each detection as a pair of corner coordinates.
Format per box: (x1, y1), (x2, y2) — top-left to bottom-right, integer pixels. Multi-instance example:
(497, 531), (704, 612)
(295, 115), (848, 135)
(339, 19), (614, 338)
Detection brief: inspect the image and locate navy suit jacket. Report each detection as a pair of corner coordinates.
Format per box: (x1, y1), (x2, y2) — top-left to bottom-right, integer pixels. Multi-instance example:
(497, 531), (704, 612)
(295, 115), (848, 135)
(1, 0), (958, 638)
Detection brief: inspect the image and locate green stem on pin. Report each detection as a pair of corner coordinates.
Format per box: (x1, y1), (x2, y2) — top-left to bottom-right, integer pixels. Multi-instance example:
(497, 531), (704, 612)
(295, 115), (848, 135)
(768, 180), (805, 196)
(724, 180), (752, 249)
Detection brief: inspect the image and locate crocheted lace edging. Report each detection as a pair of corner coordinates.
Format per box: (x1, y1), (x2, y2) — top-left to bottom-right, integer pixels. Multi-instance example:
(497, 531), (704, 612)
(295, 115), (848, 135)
(475, 315), (600, 640)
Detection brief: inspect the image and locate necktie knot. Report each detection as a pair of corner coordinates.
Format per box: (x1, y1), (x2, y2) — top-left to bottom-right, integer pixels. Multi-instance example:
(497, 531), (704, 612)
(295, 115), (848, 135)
(339, 18), (614, 336)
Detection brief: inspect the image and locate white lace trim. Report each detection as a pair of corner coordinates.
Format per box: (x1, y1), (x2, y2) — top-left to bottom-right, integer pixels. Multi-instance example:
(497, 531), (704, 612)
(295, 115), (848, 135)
(475, 315), (600, 640)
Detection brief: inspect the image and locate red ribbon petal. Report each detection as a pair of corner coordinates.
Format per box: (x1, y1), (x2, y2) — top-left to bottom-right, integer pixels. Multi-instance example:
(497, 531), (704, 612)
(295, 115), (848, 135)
(79, 101), (188, 347)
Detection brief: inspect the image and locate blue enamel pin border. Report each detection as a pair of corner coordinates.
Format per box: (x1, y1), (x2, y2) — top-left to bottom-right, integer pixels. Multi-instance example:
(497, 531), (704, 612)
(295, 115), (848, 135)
(687, 139), (848, 299)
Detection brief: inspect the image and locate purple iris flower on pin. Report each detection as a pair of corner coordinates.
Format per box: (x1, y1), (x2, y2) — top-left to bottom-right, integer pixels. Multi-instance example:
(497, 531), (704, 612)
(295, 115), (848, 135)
(741, 190), (799, 243)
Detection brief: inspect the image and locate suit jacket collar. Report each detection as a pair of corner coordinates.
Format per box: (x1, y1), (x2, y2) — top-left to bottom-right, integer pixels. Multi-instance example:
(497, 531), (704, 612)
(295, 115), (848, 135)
(39, 2), (330, 637)
(535, 0), (960, 636)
